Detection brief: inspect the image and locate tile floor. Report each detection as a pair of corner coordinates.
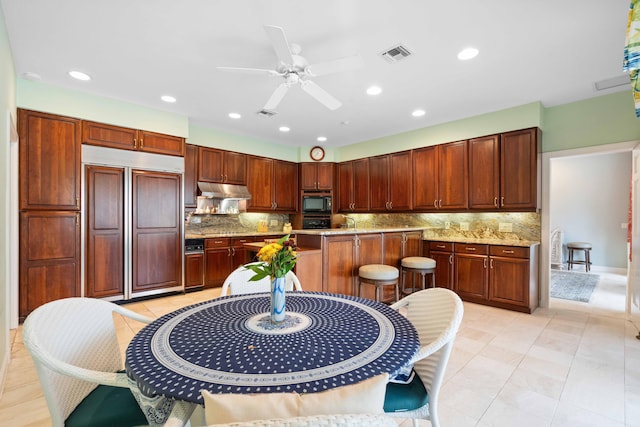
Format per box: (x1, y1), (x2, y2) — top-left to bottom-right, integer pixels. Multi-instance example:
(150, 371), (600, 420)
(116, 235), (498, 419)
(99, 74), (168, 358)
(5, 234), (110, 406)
(1, 272), (639, 426)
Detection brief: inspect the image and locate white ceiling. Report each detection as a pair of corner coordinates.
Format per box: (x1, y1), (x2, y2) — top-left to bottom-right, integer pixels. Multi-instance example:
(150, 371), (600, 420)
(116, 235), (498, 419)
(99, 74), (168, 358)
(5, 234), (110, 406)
(1, 0), (632, 147)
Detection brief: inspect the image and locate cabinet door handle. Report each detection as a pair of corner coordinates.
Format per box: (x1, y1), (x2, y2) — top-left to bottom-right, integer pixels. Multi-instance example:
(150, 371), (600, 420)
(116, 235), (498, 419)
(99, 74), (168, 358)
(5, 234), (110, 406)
(140, 138), (144, 148)
(439, 199), (442, 208)
(502, 250), (515, 254)
(434, 200), (438, 208)
(465, 247), (477, 251)
(436, 244), (446, 249)
(483, 258), (487, 268)
(494, 197), (498, 207)
(231, 247), (236, 256)
(501, 196), (504, 206)
(490, 259), (494, 268)
(227, 248), (232, 256)
(133, 138), (137, 149)
(449, 254), (454, 264)
(221, 174), (225, 182)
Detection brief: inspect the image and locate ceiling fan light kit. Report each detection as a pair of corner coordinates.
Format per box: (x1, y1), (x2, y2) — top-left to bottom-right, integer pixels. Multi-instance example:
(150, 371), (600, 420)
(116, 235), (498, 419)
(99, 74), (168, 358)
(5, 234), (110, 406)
(218, 25), (362, 111)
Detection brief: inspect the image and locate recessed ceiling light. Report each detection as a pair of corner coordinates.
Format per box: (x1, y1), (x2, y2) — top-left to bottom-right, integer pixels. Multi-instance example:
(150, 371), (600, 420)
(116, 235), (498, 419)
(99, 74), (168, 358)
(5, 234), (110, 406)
(279, 126), (290, 132)
(161, 95), (177, 103)
(412, 109), (426, 117)
(68, 70), (91, 81)
(228, 112), (242, 119)
(457, 47), (479, 60)
(366, 85), (382, 96)
(317, 136), (327, 142)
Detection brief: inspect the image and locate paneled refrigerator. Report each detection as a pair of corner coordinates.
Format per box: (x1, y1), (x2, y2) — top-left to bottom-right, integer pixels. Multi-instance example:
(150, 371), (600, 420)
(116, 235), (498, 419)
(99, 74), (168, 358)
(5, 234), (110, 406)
(82, 145), (183, 300)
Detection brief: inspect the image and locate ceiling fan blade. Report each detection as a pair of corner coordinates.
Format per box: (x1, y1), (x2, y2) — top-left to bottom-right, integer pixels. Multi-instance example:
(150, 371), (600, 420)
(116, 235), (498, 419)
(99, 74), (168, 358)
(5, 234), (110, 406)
(300, 80), (342, 110)
(264, 83), (290, 110)
(306, 54), (364, 77)
(217, 67), (283, 77)
(264, 25), (294, 66)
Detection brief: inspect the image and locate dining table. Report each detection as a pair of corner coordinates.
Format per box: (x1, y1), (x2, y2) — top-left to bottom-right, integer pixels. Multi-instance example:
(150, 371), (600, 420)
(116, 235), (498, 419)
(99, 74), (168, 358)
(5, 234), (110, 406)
(125, 291), (420, 420)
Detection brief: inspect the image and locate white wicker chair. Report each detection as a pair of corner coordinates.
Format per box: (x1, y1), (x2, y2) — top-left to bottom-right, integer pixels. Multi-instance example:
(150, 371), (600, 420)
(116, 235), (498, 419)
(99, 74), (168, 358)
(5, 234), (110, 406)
(22, 297), (194, 427)
(206, 413), (398, 427)
(220, 262), (303, 296)
(384, 288), (464, 427)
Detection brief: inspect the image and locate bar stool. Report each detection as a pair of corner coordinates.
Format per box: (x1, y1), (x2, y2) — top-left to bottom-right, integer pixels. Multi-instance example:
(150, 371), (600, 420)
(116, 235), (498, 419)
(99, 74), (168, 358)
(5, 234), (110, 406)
(567, 242), (592, 272)
(358, 264), (400, 303)
(401, 256), (436, 295)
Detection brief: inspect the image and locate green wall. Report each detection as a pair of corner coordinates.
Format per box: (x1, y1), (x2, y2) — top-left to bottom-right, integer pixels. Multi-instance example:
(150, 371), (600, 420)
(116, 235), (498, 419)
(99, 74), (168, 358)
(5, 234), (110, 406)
(17, 79), (189, 137)
(0, 1), (16, 389)
(337, 102), (544, 161)
(542, 91), (640, 152)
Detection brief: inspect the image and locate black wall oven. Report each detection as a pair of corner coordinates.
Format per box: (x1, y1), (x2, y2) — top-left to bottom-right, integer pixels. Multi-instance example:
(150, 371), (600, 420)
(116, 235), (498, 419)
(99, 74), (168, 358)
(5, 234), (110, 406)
(302, 216), (331, 229)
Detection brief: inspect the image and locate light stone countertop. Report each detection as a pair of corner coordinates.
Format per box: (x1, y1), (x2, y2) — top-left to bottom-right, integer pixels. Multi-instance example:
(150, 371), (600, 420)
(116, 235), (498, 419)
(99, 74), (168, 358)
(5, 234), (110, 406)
(424, 235), (540, 248)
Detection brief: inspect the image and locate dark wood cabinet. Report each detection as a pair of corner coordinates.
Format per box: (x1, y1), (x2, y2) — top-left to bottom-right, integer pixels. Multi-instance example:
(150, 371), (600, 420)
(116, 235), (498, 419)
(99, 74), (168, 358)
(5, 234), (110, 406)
(369, 151), (412, 211)
(412, 141), (467, 211)
(19, 211), (80, 319)
(454, 243), (489, 303)
(198, 147), (247, 185)
(131, 170), (182, 293)
(427, 240), (538, 313)
(337, 159), (369, 212)
(300, 162), (334, 190)
(322, 233), (383, 297)
(427, 241), (455, 290)
(204, 238), (232, 288)
(468, 128), (539, 211)
(82, 121), (185, 157)
(85, 166), (124, 298)
(246, 156), (298, 212)
(500, 128), (540, 210)
(185, 253), (204, 289)
(468, 135), (500, 209)
(489, 245), (538, 313)
(184, 144), (198, 207)
(19, 109), (81, 211)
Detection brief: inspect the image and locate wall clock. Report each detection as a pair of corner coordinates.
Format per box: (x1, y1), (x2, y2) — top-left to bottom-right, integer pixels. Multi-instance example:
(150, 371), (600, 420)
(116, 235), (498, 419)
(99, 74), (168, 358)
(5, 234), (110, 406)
(310, 146), (325, 161)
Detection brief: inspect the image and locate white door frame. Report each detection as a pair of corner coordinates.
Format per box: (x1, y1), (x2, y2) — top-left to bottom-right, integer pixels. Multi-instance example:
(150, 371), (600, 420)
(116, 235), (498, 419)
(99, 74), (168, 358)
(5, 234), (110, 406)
(540, 139), (639, 311)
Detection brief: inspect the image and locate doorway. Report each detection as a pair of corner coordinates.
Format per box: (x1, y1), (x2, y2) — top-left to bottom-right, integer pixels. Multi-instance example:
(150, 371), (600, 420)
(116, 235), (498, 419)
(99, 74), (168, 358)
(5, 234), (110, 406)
(541, 140), (638, 315)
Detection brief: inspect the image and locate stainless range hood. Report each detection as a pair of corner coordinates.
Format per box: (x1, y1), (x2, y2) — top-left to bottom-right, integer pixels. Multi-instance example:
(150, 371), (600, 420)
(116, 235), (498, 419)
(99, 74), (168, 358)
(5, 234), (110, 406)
(197, 182), (252, 200)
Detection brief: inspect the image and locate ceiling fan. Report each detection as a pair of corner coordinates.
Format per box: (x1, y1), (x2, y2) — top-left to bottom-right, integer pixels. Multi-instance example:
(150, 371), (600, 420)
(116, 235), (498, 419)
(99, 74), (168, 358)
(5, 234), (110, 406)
(217, 25), (363, 111)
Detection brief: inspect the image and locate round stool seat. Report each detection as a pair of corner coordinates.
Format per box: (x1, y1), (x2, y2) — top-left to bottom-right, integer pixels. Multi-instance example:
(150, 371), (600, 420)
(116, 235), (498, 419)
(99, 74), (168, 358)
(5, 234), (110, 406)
(567, 242), (592, 249)
(359, 264), (399, 281)
(401, 256), (436, 270)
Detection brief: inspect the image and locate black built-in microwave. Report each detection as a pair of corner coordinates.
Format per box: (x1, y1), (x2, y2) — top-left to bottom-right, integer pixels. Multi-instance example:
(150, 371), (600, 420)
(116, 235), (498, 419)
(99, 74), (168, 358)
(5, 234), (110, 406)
(302, 194), (332, 214)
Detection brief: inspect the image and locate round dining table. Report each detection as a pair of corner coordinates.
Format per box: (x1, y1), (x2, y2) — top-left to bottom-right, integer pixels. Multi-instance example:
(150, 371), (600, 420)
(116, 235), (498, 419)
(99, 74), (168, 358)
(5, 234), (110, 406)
(126, 291), (420, 405)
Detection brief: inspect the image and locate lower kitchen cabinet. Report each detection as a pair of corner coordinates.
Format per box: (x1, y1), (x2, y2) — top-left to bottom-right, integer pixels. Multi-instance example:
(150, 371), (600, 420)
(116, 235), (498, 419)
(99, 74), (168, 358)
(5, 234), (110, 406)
(19, 211), (81, 319)
(427, 241), (454, 290)
(454, 243), (489, 303)
(322, 233), (383, 297)
(185, 253), (204, 289)
(427, 240), (539, 313)
(489, 245), (538, 313)
(203, 236), (265, 288)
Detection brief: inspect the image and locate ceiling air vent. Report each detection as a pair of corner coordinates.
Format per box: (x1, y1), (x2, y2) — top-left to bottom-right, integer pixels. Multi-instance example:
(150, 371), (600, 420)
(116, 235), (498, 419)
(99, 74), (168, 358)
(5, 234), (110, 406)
(257, 109), (277, 117)
(594, 74), (630, 91)
(380, 44), (412, 63)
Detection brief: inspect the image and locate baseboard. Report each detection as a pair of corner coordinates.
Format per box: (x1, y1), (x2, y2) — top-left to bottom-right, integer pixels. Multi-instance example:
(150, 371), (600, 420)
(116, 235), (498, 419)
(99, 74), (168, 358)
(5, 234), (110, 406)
(589, 265), (627, 275)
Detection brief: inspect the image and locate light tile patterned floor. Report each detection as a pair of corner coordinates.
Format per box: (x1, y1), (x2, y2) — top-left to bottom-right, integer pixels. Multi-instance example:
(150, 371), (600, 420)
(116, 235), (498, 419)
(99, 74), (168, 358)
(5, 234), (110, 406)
(1, 272), (638, 426)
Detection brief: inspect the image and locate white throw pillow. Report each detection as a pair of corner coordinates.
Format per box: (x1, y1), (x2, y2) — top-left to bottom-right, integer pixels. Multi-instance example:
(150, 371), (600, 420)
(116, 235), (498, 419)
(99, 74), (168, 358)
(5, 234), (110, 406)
(202, 373), (389, 424)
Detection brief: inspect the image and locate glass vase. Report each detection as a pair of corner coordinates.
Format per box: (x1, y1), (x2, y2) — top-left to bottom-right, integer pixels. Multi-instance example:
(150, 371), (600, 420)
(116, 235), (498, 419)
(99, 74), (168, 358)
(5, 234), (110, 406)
(270, 276), (286, 323)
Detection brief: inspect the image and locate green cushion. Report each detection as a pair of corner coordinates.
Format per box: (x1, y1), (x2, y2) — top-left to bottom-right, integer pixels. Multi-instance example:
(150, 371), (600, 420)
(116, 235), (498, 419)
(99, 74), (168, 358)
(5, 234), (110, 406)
(65, 384), (148, 427)
(383, 372), (429, 412)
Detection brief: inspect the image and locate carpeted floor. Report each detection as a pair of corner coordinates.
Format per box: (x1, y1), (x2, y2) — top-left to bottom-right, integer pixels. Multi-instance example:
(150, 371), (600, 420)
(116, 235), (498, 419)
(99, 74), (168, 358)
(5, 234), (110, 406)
(550, 270), (600, 302)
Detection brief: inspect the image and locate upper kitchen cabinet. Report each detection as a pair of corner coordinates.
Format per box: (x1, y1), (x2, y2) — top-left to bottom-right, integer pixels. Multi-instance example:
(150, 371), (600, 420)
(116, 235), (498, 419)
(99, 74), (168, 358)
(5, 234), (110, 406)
(369, 151), (412, 211)
(412, 141), (468, 211)
(469, 128), (540, 211)
(300, 162), (334, 190)
(19, 109), (81, 211)
(82, 120), (185, 157)
(246, 156), (298, 212)
(184, 144), (198, 208)
(337, 158), (370, 212)
(500, 128), (540, 210)
(197, 147), (247, 185)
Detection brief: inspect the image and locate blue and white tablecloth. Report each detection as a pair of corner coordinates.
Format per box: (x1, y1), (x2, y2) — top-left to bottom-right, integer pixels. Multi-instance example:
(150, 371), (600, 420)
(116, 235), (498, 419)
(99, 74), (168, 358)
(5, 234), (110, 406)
(126, 292), (419, 404)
